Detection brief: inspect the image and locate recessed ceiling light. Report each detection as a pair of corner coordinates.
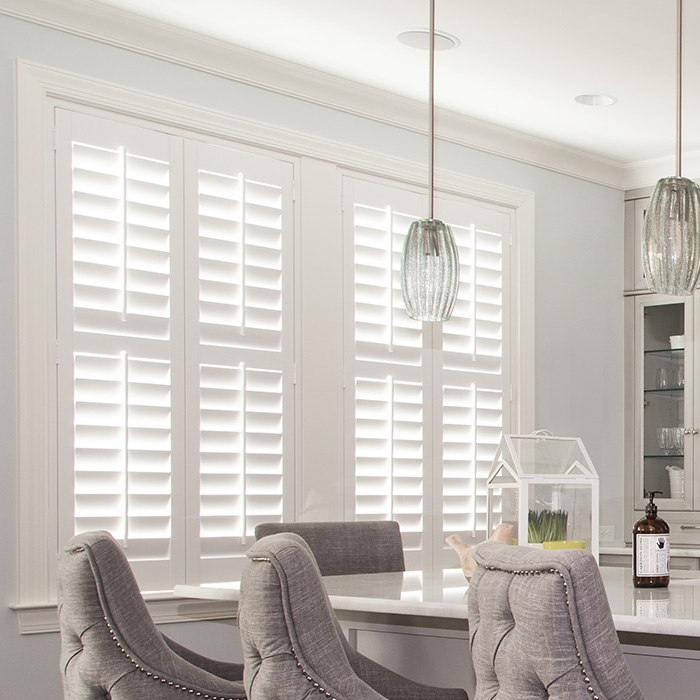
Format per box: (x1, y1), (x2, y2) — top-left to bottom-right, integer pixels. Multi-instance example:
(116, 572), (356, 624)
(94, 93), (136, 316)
(397, 29), (460, 51)
(575, 94), (618, 107)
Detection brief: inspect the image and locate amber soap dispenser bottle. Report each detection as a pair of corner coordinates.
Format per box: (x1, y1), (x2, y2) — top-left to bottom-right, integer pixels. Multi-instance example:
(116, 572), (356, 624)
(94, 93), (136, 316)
(633, 490), (670, 588)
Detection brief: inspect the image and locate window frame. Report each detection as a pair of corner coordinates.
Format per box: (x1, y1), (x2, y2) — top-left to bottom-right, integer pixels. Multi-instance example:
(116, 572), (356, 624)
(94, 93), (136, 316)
(15, 60), (534, 632)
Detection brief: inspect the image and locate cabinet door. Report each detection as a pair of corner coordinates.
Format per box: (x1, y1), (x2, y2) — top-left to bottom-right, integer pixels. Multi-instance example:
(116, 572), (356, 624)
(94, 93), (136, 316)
(635, 296), (693, 511)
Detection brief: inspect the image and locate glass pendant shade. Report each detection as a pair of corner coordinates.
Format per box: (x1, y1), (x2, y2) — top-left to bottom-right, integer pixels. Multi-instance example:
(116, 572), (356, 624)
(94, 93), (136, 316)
(643, 175), (700, 296)
(401, 218), (459, 321)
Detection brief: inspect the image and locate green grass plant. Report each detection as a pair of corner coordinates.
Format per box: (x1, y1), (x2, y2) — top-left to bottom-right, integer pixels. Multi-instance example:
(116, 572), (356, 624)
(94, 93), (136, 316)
(528, 509), (568, 543)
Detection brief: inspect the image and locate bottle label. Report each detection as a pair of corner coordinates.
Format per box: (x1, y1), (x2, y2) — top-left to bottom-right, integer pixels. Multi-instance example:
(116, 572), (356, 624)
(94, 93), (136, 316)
(635, 534), (670, 576)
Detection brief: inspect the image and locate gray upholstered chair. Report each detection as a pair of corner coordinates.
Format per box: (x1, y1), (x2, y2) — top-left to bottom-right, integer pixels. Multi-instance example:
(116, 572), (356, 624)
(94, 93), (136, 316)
(58, 530), (246, 700)
(239, 532), (469, 700)
(254, 520), (405, 576)
(468, 541), (646, 700)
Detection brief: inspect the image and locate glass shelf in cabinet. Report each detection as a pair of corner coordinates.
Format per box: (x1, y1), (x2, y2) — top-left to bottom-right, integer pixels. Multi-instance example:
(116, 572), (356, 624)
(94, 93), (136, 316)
(644, 348), (685, 357)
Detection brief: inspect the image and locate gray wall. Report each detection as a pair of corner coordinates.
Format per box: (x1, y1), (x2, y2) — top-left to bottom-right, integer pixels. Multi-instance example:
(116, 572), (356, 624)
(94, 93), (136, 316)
(0, 13), (624, 698)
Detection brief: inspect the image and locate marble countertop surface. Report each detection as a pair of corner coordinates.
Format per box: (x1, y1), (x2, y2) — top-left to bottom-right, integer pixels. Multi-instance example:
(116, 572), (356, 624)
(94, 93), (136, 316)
(174, 564), (700, 639)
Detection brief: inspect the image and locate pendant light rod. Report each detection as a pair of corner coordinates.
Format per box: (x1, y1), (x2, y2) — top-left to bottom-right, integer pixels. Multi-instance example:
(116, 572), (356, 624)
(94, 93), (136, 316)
(400, 0), (459, 321)
(676, 0), (683, 178)
(428, 0), (436, 219)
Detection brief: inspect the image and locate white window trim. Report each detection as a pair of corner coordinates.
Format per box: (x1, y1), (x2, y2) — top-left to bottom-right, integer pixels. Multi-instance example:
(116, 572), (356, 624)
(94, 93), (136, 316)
(15, 59), (534, 632)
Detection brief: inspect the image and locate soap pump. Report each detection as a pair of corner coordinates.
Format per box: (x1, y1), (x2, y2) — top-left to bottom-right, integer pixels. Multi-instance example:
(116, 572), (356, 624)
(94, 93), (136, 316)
(633, 490), (670, 588)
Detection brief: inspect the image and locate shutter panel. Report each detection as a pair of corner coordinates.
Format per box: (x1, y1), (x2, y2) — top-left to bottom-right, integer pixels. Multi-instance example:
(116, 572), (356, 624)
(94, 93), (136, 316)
(436, 196), (511, 563)
(344, 177), (429, 568)
(185, 141), (294, 582)
(56, 110), (184, 591)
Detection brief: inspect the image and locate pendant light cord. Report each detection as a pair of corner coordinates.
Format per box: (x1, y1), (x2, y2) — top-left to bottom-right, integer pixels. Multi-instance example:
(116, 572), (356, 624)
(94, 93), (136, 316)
(428, 0), (436, 220)
(677, 0), (683, 178)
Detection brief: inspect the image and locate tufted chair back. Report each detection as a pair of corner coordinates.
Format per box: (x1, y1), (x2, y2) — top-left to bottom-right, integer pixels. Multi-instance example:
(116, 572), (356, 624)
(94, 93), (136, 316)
(468, 542), (645, 700)
(254, 521), (405, 576)
(58, 530), (246, 700)
(239, 532), (468, 700)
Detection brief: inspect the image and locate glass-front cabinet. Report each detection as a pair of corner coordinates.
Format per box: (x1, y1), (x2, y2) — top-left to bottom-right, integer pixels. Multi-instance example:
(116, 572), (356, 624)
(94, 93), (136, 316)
(626, 294), (700, 544)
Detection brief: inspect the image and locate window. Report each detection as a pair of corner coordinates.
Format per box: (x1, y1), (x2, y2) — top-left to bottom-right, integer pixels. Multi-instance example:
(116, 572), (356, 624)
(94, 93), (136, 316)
(53, 109), (296, 592)
(343, 174), (515, 571)
(17, 64), (532, 627)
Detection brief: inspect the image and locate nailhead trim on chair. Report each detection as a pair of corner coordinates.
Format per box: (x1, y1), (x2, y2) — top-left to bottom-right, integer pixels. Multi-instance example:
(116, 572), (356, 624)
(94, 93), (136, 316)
(482, 565), (600, 700)
(251, 556), (338, 699)
(290, 646), (338, 700)
(102, 615), (237, 700)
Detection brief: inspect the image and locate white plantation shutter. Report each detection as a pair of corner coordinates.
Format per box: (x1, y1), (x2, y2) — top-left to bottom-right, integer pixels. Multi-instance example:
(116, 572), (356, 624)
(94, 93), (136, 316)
(343, 174), (513, 571)
(55, 109), (295, 591)
(56, 110), (184, 590)
(344, 177), (429, 568)
(438, 198), (511, 554)
(184, 141), (294, 583)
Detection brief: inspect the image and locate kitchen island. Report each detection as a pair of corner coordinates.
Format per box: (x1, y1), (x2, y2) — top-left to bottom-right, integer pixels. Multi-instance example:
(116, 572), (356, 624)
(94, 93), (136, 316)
(174, 566), (700, 699)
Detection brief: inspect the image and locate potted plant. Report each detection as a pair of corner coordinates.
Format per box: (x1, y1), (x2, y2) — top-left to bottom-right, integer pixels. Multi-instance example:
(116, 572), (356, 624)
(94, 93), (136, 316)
(527, 509), (584, 550)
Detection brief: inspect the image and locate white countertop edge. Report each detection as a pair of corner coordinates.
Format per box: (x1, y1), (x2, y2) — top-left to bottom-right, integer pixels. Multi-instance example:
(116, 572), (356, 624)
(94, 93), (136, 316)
(613, 613), (700, 637)
(327, 594), (469, 620)
(173, 583), (240, 602)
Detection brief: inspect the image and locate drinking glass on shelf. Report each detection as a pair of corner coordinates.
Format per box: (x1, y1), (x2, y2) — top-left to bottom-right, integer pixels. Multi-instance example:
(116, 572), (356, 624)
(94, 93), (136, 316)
(657, 427), (685, 454)
(675, 368), (685, 388)
(673, 426), (685, 453)
(657, 368), (669, 389)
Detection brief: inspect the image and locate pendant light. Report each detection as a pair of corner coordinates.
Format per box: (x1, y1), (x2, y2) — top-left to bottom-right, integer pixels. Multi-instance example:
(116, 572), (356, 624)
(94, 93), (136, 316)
(642, 0), (700, 296)
(400, 0), (459, 322)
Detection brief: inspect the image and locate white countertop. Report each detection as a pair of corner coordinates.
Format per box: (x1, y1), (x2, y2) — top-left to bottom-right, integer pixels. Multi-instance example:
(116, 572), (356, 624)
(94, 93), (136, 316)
(174, 566), (700, 639)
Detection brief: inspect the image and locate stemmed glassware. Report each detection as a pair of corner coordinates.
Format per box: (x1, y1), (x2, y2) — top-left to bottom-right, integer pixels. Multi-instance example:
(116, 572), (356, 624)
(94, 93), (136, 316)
(657, 427), (685, 455)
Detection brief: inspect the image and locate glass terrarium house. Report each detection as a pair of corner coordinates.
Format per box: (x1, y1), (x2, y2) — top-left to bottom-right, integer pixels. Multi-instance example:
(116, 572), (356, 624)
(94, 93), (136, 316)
(487, 433), (600, 561)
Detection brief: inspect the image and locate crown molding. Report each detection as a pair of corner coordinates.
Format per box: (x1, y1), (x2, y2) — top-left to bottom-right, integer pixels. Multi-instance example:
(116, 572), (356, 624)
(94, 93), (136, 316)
(1, 0), (629, 188)
(622, 150), (700, 191)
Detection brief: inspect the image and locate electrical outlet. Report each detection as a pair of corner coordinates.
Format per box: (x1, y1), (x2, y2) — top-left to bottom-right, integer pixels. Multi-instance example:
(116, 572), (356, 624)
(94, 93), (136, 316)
(599, 525), (615, 542)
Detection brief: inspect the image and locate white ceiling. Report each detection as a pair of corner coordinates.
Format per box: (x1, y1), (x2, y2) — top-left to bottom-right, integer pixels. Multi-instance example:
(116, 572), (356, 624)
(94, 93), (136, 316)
(80, 0), (700, 167)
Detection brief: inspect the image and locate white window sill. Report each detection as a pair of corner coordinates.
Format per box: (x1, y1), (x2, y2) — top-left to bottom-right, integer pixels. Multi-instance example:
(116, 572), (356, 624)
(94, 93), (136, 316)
(10, 594), (238, 635)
